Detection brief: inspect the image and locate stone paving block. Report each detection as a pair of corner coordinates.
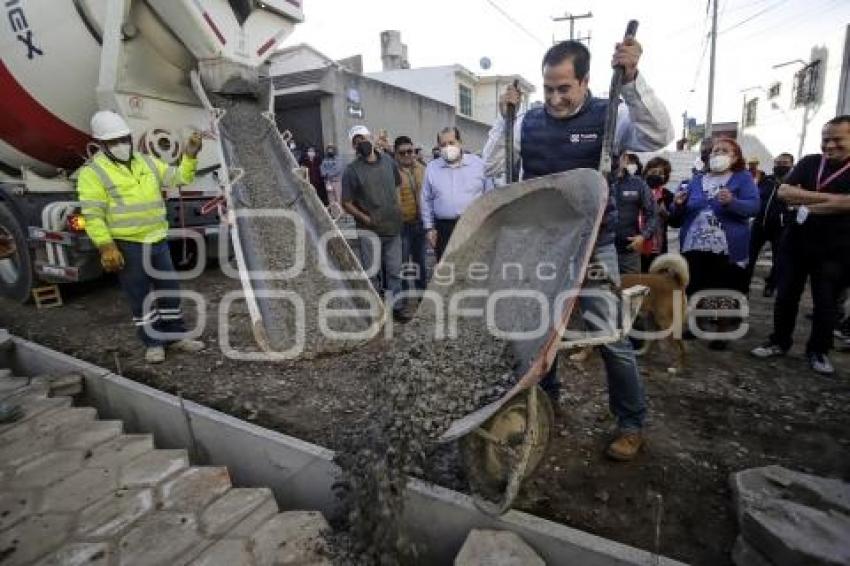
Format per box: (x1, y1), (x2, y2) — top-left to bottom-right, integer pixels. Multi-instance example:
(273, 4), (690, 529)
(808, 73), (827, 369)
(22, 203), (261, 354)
(0, 431), (57, 469)
(250, 511), (331, 565)
(117, 512), (203, 566)
(0, 399), (70, 440)
(83, 434), (154, 469)
(0, 490), (34, 532)
(77, 488), (154, 539)
(0, 375), (28, 393)
(454, 529), (546, 566)
(31, 374), (83, 398)
(227, 497), (279, 538)
(188, 538), (253, 566)
(742, 499), (850, 566)
(33, 542), (111, 566)
(40, 466), (118, 513)
(200, 487), (276, 536)
(0, 513), (72, 566)
(8, 450), (85, 489)
(160, 467), (231, 512)
(58, 420), (123, 451)
(120, 449), (188, 488)
(0, 406), (96, 445)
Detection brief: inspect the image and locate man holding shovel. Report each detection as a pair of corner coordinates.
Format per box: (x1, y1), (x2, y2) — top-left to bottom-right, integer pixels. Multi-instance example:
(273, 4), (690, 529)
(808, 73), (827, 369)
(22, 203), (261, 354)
(483, 37), (674, 461)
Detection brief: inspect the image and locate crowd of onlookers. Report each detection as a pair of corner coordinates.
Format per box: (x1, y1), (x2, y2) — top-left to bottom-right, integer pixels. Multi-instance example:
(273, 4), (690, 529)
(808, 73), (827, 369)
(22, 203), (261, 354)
(291, 113), (850, 378)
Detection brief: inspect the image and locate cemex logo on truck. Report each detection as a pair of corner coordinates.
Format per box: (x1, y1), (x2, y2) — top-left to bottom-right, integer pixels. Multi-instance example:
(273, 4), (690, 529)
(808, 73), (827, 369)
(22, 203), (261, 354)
(7, 0), (43, 59)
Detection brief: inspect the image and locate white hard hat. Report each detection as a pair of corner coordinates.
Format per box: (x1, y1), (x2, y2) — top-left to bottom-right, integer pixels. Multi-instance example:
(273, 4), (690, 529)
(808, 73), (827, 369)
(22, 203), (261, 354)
(90, 110), (132, 141)
(348, 125), (370, 142)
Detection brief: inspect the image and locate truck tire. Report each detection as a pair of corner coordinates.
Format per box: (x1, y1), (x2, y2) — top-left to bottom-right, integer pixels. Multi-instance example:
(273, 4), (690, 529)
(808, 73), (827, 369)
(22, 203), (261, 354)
(0, 202), (34, 303)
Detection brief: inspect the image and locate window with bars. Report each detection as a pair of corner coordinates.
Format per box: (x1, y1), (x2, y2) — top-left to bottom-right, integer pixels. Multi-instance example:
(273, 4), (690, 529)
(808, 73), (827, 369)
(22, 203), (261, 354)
(744, 98), (758, 127)
(768, 82), (781, 99)
(458, 84), (472, 117)
(794, 60), (821, 107)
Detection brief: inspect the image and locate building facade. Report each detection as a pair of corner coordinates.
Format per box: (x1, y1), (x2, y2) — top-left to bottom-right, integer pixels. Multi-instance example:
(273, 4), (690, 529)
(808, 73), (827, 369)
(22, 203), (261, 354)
(738, 25), (850, 164)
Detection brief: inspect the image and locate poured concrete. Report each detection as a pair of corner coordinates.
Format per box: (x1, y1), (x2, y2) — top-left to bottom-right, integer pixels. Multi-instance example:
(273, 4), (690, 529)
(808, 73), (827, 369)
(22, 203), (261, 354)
(3, 332), (686, 565)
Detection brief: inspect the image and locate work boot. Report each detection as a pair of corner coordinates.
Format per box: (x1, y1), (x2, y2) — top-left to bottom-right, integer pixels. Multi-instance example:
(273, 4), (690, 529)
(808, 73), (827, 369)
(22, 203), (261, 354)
(606, 431), (643, 461)
(167, 339), (205, 353)
(145, 346), (166, 364)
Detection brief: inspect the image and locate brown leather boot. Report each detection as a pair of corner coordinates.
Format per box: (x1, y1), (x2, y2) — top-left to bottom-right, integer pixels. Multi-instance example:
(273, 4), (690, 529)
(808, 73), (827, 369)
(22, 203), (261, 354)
(606, 431), (644, 461)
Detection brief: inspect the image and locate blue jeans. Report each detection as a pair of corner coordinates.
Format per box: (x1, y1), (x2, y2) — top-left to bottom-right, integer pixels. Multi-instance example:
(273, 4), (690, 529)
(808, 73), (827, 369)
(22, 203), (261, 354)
(401, 221), (427, 293)
(115, 240), (187, 347)
(541, 244), (647, 432)
(358, 231), (403, 313)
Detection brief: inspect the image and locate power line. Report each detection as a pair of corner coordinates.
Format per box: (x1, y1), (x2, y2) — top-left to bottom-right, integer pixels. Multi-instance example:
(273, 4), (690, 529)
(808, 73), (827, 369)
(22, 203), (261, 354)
(719, 0), (788, 33)
(481, 0), (547, 47)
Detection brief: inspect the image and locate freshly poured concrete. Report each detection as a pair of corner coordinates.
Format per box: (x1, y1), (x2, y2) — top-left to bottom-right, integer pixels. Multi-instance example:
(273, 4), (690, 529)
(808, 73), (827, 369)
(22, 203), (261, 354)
(1, 332), (686, 566)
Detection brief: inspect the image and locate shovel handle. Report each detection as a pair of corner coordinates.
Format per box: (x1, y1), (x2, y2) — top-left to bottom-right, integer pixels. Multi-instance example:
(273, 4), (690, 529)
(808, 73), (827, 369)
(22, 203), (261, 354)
(599, 20), (639, 183)
(505, 79), (520, 184)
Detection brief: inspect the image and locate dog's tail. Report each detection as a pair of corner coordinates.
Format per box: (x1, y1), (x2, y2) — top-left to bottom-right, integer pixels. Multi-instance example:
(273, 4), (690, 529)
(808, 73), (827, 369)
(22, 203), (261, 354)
(648, 253), (690, 288)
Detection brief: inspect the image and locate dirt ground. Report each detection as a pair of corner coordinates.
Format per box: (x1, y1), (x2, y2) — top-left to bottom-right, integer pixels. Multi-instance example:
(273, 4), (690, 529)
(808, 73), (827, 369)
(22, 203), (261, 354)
(2, 263), (849, 565)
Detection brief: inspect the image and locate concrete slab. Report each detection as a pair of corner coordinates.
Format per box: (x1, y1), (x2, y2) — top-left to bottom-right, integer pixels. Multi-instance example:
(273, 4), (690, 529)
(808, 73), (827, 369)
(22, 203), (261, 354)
(188, 538), (252, 566)
(199, 487), (275, 536)
(0, 513), (73, 566)
(116, 512), (203, 566)
(83, 434), (154, 469)
(8, 450), (85, 489)
(1, 406), (96, 445)
(76, 488), (154, 539)
(58, 420), (123, 451)
(33, 542), (112, 566)
(40, 466), (119, 513)
(455, 529), (546, 566)
(119, 449), (189, 488)
(0, 490), (35, 532)
(159, 467), (231, 512)
(249, 511), (331, 565)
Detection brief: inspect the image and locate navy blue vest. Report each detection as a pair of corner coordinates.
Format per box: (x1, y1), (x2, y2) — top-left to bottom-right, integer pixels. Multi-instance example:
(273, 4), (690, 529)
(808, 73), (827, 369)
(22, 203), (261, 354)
(520, 98), (617, 247)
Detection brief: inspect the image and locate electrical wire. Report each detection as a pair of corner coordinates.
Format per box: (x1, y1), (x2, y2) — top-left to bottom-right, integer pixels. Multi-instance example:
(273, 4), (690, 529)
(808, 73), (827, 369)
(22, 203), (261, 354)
(481, 0), (548, 47)
(719, 0), (789, 33)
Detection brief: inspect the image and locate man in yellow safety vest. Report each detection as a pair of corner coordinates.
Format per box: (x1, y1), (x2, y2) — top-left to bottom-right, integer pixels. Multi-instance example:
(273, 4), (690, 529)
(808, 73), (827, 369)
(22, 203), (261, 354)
(77, 110), (205, 364)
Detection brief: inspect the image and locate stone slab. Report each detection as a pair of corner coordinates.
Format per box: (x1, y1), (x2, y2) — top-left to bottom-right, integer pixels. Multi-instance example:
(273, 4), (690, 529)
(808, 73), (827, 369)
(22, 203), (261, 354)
(250, 511), (331, 565)
(455, 529), (546, 566)
(76, 488), (154, 539)
(120, 449), (188, 488)
(116, 512), (203, 566)
(33, 542), (111, 566)
(40, 466), (119, 513)
(0, 513), (72, 566)
(199, 487), (275, 536)
(159, 467), (231, 512)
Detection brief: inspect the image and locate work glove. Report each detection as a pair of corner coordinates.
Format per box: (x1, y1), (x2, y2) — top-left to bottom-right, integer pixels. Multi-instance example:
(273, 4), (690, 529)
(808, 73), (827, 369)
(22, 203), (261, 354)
(99, 242), (125, 272)
(185, 132), (203, 158)
(0, 234), (15, 259)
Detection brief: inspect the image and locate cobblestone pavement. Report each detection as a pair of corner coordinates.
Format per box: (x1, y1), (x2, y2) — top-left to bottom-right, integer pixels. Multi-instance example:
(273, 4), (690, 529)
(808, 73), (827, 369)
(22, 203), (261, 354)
(0, 355), (331, 566)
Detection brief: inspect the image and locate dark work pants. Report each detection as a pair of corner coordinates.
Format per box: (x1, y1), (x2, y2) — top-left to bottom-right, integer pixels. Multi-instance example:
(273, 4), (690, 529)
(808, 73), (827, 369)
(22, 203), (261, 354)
(745, 221), (782, 295)
(434, 217), (458, 262)
(115, 240), (187, 347)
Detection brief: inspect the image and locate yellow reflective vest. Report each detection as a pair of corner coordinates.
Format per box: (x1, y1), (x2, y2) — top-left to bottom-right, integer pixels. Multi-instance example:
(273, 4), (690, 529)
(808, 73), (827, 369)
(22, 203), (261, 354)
(76, 152), (197, 247)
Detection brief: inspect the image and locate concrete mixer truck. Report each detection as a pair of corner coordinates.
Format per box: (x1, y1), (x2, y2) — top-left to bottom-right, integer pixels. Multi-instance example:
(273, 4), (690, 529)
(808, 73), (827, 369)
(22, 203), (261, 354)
(0, 0), (304, 302)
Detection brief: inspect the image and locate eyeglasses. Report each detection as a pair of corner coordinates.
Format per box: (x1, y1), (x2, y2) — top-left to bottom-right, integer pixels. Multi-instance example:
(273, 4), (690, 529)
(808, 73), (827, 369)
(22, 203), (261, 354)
(397, 149), (414, 155)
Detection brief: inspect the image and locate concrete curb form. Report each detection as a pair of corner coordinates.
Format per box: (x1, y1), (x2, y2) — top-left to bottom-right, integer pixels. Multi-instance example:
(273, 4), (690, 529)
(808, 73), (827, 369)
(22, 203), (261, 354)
(4, 333), (687, 566)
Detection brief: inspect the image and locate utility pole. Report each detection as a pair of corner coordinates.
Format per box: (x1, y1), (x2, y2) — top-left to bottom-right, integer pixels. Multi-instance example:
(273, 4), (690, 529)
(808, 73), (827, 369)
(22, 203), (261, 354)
(705, 0), (718, 138)
(552, 12), (593, 41)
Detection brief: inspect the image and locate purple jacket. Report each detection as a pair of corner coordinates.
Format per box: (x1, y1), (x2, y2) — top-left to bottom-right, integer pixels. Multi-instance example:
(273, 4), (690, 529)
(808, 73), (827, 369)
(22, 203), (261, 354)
(670, 170), (760, 265)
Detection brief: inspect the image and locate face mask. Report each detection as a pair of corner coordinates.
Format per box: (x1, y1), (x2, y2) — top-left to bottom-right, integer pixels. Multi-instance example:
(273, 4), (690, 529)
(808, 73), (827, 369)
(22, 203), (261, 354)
(645, 174), (664, 188)
(709, 154), (731, 173)
(107, 142), (132, 162)
(326, 150), (336, 158)
(441, 145), (461, 163)
(356, 140), (373, 158)
(306, 150), (316, 159)
(773, 165), (791, 179)
(625, 164), (638, 176)
(693, 158), (704, 172)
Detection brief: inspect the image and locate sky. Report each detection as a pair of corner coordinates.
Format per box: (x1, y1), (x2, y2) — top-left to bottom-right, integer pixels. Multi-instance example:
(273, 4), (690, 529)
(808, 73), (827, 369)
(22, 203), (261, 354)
(283, 0), (849, 136)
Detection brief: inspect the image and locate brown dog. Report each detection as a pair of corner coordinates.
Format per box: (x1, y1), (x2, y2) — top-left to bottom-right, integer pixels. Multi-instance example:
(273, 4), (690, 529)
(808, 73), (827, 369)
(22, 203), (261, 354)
(621, 253), (690, 369)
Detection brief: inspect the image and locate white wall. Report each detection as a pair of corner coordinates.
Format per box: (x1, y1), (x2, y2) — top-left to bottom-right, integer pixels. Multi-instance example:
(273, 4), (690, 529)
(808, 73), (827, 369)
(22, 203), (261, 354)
(738, 25), (849, 165)
(366, 66), (457, 106)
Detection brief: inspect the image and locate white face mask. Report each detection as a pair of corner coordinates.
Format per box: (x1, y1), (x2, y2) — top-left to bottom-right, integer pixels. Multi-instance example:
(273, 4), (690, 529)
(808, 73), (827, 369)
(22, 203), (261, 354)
(709, 154), (731, 173)
(108, 142), (132, 162)
(441, 145), (461, 163)
(625, 164), (638, 176)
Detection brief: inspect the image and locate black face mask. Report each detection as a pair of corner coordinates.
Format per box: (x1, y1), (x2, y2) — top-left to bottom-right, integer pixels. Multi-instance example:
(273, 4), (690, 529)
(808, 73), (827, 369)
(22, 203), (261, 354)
(326, 151), (336, 158)
(772, 165), (791, 179)
(645, 174), (665, 188)
(356, 140), (373, 158)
